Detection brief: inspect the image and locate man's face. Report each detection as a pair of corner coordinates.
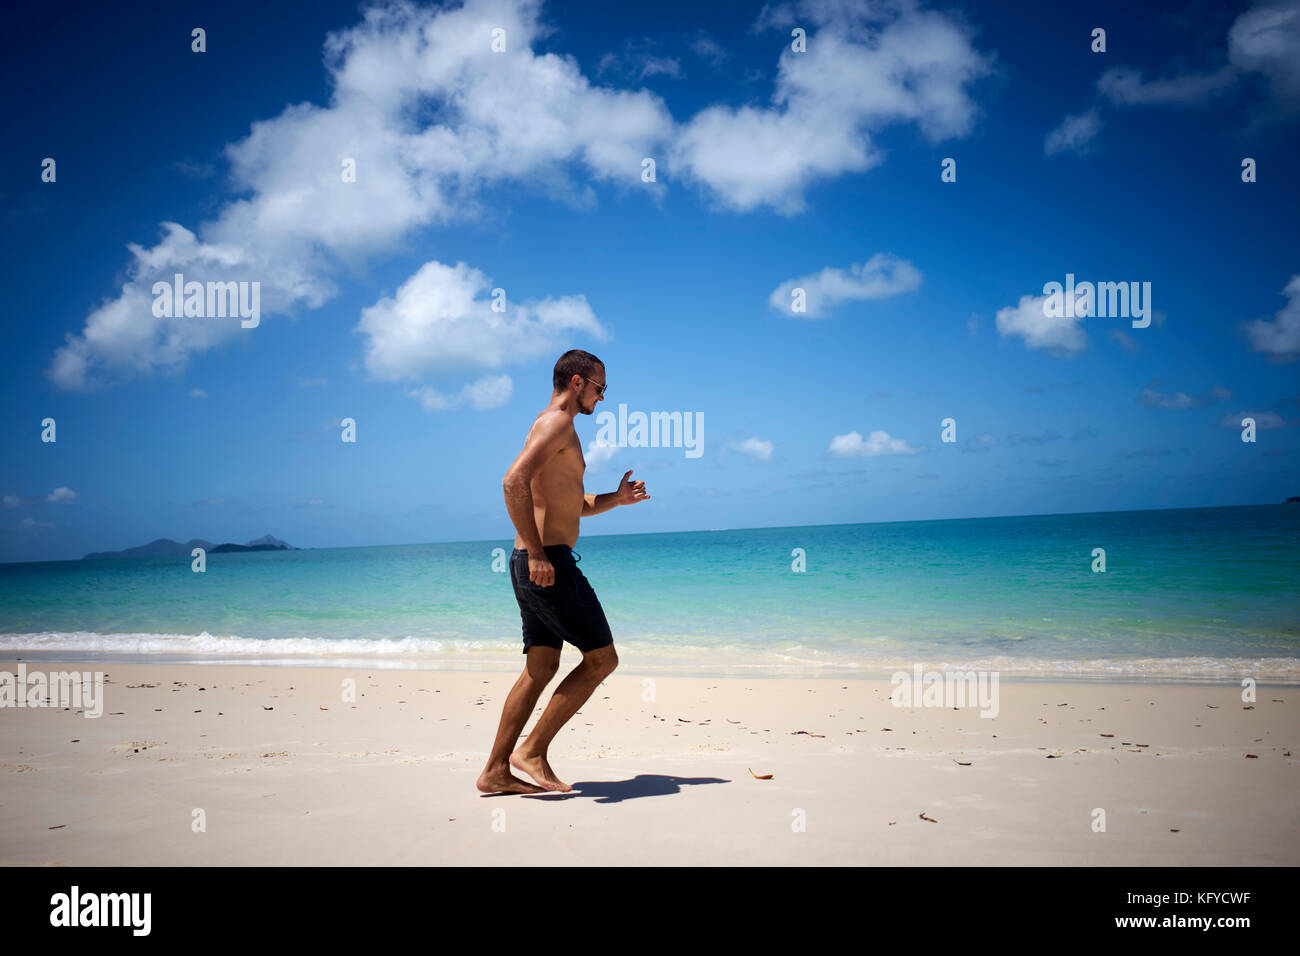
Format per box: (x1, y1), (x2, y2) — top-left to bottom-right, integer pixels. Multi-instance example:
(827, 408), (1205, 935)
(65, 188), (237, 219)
(578, 367), (606, 415)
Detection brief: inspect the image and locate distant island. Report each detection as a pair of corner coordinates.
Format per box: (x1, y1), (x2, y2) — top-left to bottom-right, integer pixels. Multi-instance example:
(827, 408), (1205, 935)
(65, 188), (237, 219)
(83, 534), (295, 560)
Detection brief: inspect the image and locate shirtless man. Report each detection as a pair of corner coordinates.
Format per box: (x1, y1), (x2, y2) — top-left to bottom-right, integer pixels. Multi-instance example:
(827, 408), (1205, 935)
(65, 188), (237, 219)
(476, 349), (650, 794)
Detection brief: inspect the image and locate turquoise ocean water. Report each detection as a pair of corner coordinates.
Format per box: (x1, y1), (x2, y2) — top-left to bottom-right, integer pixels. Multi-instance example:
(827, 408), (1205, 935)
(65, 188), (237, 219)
(1, 505), (1297, 681)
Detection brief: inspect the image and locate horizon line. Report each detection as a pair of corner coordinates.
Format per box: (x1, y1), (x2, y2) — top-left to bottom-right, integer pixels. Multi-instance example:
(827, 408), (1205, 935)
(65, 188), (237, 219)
(6, 499), (1291, 567)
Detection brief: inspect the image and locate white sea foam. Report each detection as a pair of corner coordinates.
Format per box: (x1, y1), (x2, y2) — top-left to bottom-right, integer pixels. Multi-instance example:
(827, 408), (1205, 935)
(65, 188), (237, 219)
(0, 632), (1296, 682)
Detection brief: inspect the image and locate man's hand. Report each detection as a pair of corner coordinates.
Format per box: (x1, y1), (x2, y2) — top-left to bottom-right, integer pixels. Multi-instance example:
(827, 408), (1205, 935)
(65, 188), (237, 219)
(615, 469), (650, 506)
(528, 552), (556, 587)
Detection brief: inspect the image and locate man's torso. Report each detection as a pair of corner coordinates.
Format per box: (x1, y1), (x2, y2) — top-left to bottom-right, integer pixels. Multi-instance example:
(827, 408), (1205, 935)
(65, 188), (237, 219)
(513, 411), (585, 550)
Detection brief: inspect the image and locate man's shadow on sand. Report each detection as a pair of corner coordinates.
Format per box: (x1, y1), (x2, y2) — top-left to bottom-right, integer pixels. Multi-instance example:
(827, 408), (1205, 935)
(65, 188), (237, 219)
(483, 775), (729, 804)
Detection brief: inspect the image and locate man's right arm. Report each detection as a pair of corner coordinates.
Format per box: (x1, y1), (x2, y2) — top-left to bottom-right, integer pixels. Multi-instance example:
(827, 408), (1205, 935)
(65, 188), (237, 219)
(502, 412), (569, 585)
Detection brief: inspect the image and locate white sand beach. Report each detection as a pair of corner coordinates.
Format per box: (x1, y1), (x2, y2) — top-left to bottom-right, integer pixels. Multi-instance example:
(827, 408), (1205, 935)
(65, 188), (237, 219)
(0, 659), (1295, 865)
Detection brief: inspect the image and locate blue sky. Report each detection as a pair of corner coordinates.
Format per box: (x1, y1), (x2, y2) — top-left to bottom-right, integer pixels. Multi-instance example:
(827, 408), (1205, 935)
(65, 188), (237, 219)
(2, 0), (1298, 563)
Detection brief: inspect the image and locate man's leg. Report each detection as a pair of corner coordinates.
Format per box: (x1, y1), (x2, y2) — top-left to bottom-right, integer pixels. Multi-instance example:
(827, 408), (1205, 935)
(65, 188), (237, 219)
(476, 645), (561, 793)
(510, 644), (618, 792)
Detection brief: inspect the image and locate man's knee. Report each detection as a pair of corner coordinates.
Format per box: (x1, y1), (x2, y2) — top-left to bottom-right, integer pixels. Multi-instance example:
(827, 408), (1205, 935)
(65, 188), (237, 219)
(585, 644), (618, 674)
(525, 646), (561, 680)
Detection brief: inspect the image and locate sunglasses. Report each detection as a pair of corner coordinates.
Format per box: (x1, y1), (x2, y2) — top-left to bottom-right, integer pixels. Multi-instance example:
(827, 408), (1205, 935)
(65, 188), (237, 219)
(582, 376), (607, 397)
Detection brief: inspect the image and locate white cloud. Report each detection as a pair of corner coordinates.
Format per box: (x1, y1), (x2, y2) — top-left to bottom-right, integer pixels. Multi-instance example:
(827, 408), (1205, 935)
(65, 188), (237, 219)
(1098, 0), (1300, 111)
(48, 223), (281, 390)
(995, 293), (1088, 356)
(47, 487), (76, 503)
(1137, 388), (1201, 409)
(641, 57), (680, 78)
(674, 0), (993, 213)
(727, 438), (774, 460)
(1044, 108), (1103, 156)
(357, 260), (608, 399)
(689, 31), (727, 67)
(1137, 384), (1234, 408)
(1218, 409), (1293, 429)
(189, 387), (208, 398)
(1229, 0), (1300, 108)
(829, 429), (921, 457)
(752, 2), (798, 32)
(1242, 274), (1300, 361)
(1098, 65), (1238, 105)
(768, 254), (922, 318)
(596, 38), (682, 81)
(584, 437), (620, 469)
(1052, 0), (1300, 156)
(463, 373), (515, 409)
(406, 373), (513, 411)
(2, 495), (20, 508)
(1109, 329), (1140, 353)
(49, 0), (670, 391)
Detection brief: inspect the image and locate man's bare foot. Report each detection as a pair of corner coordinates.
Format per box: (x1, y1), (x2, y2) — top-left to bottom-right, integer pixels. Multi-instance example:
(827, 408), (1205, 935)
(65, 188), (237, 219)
(476, 767), (546, 794)
(510, 749), (572, 792)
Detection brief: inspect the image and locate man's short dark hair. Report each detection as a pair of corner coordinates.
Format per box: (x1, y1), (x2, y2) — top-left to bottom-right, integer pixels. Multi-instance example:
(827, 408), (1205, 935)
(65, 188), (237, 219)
(553, 349), (603, 393)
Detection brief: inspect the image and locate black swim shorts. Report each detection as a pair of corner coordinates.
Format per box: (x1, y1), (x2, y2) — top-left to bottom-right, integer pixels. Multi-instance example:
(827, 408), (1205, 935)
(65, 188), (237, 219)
(510, 545), (614, 654)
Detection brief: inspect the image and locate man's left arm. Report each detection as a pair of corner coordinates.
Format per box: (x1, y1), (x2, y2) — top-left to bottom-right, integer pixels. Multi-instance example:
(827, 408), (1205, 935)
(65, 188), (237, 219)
(582, 491), (621, 517)
(582, 469), (650, 517)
